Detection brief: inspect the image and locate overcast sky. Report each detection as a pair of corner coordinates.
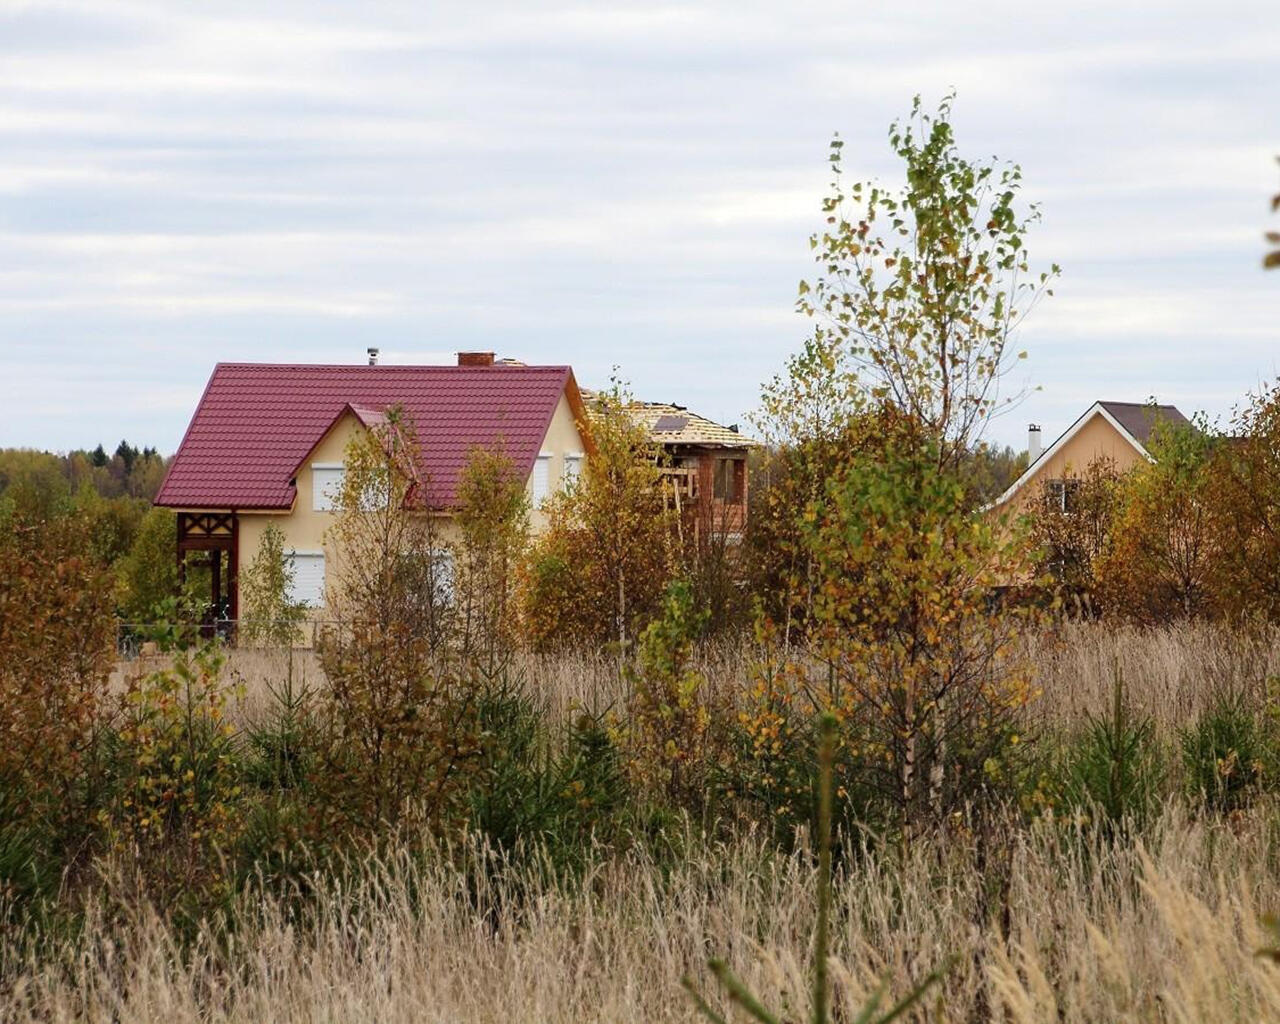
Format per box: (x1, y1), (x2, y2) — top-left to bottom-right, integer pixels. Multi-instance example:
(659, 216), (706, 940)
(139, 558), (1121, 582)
(1, 0), (1275, 455)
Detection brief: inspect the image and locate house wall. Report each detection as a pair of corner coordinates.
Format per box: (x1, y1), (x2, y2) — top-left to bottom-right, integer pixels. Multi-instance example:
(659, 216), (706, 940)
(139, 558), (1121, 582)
(1001, 412), (1147, 517)
(530, 391), (587, 532)
(664, 446), (750, 536)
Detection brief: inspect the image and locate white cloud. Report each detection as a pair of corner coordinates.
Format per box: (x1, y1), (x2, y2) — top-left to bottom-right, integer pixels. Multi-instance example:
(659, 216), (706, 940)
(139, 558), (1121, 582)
(0, 0), (1275, 451)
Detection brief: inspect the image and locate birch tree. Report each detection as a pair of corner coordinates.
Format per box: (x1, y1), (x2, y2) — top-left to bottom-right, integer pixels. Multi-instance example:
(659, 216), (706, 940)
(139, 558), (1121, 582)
(795, 93), (1057, 467)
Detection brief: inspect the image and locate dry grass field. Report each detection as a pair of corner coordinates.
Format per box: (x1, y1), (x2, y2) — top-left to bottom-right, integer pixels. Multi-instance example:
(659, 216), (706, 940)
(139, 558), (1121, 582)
(11, 623), (1280, 1023)
(190, 620), (1280, 736)
(2, 797), (1278, 1021)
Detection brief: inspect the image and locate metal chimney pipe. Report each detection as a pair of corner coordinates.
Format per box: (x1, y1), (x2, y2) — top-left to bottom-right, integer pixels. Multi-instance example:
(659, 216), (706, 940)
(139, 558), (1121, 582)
(367, 347), (379, 366)
(1028, 423), (1042, 462)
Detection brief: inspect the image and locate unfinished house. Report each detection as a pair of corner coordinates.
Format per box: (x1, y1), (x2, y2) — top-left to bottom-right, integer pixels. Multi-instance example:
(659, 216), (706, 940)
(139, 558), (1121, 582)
(627, 402), (759, 541)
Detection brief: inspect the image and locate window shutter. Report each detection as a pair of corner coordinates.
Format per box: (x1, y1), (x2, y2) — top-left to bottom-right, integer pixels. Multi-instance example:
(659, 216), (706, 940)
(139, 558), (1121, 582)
(562, 453), (583, 488)
(433, 549), (455, 605)
(532, 455), (551, 503)
(312, 465), (345, 511)
(287, 552), (326, 607)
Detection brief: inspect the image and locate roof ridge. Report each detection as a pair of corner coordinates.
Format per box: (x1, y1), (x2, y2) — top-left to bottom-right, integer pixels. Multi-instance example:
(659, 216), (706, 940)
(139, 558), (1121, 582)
(1098, 399), (1182, 410)
(213, 361), (570, 371)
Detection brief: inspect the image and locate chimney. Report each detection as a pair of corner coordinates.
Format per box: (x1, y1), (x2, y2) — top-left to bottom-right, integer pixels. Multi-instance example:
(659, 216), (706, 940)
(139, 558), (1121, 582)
(367, 347), (380, 366)
(1028, 423), (1042, 462)
(457, 351), (495, 367)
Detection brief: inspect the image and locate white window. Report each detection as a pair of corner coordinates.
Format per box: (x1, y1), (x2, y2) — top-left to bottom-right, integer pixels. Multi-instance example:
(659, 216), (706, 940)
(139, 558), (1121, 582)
(312, 464), (345, 512)
(562, 452), (583, 489)
(287, 551), (326, 607)
(433, 549), (455, 606)
(531, 453), (551, 503)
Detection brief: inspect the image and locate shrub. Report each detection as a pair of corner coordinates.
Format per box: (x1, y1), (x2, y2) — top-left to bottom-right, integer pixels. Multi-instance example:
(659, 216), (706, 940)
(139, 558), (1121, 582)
(454, 443), (530, 667)
(734, 623), (818, 836)
(243, 658), (321, 795)
(518, 380), (676, 653)
(685, 715), (946, 1024)
(619, 580), (732, 811)
(515, 546), (581, 652)
(1208, 380), (1280, 621)
(1059, 674), (1163, 828)
(315, 407), (480, 833)
(1181, 693), (1265, 812)
(1096, 412), (1220, 624)
(0, 513), (115, 880)
(234, 664), (323, 888)
(238, 522), (307, 646)
(116, 505), (180, 624)
(468, 674), (629, 866)
(108, 639), (245, 906)
(1028, 456), (1122, 616)
(802, 413), (1041, 836)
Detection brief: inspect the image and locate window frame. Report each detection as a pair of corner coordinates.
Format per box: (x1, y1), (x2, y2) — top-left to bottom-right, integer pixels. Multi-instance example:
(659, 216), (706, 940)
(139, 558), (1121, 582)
(713, 457), (744, 503)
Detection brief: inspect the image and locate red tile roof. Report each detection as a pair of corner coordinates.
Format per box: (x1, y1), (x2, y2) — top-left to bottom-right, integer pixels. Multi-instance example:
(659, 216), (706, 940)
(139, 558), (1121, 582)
(156, 362), (579, 510)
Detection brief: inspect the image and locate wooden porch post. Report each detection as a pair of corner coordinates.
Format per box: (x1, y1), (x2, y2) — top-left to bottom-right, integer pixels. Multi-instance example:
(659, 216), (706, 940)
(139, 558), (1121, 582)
(228, 513), (240, 633)
(211, 549), (222, 614)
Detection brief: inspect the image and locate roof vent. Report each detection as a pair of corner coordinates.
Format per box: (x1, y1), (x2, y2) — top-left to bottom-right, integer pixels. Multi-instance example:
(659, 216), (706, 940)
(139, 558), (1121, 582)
(367, 347), (379, 366)
(458, 351), (495, 367)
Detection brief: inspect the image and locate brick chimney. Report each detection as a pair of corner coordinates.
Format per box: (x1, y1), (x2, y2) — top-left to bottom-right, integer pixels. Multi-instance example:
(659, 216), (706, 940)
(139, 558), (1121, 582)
(457, 351), (495, 367)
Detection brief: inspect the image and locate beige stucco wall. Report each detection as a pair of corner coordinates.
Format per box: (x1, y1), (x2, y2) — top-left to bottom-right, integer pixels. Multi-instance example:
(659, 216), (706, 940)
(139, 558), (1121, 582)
(999, 410), (1147, 518)
(232, 388), (587, 624)
(530, 390), (587, 533)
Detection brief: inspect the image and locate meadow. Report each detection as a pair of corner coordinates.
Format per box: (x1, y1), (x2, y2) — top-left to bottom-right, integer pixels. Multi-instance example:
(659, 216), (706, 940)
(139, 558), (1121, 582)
(9, 622), (1280, 1023)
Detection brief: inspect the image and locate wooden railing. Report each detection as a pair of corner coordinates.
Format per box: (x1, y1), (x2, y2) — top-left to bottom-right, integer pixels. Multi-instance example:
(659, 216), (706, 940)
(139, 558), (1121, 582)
(660, 466), (699, 500)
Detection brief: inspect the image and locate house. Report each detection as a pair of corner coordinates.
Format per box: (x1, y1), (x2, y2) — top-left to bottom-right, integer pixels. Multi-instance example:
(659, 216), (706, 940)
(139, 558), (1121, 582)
(626, 400), (759, 539)
(990, 400), (1192, 515)
(154, 352), (592, 625)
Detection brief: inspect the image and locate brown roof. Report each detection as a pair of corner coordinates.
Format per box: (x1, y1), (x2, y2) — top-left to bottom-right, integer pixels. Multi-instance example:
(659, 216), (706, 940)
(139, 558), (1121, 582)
(1098, 401), (1191, 446)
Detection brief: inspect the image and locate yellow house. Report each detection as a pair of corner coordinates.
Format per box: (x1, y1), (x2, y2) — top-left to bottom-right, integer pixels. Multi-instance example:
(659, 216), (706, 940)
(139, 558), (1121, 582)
(990, 400), (1191, 517)
(155, 352), (592, 627)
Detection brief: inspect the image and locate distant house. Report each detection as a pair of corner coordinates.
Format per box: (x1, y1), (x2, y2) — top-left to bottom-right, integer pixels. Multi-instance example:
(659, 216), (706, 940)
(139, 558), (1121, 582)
(624, 400), (759, 539)
(155, 352), (592, 624)
(990, 400), (1192, 515)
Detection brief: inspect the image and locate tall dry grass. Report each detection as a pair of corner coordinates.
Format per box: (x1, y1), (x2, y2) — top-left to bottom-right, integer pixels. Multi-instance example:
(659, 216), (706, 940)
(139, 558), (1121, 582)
(74, 622), (1280, 1022)
(4, 801), (1280, 1022)
(188, 620), (1280, 737)
(1026, 620), (1280, 738)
